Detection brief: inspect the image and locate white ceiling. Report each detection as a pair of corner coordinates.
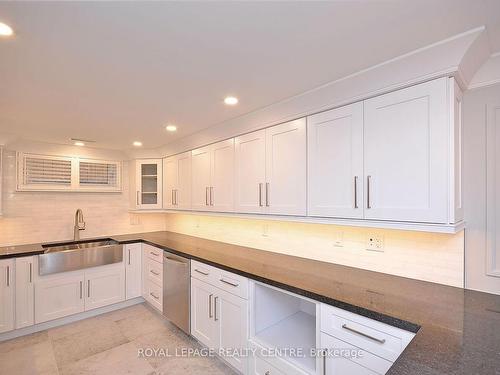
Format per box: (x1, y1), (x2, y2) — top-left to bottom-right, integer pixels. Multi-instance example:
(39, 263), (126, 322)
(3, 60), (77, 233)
(1, 0), (499, 151)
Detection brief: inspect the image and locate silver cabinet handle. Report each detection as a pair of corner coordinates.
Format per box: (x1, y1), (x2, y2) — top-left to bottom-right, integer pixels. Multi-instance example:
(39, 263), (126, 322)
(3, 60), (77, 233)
(341, 323), (386, 344)
(214, 296), (219, 321)
(259, 183), (263, 207)
(88, 280), (91, 298)
(6, 266), (9, 287)
(128, 249), (131, 265)
(150, 270), (160, 276)
(367, 175), (372, 209)
(171, 189), (175, 205)
(354, 176), (359, 209)
(265, 182), (270, 207)
(208, 294), (213, 318)
(220, 278), (239, 287)
(210, 187), (214, 206)
(29, 262), (33, 283)
(323, 349), (327, 375)
(174, 189), (178, 206)
(136, 191), (140, 205)
(80, 281), (83, 299)
(205, 187), (209, 206)
(195, 268), (209, 276)
(150, 292), (159, 300)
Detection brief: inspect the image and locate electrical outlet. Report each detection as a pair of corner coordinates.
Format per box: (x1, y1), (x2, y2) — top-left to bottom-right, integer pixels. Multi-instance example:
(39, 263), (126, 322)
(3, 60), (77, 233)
(333, 231), (344, 247)
(366, 234), (384, 252)
(130, 214), (140, 226)
(262, 224), (269, 237)
(195, 218), (200, 228)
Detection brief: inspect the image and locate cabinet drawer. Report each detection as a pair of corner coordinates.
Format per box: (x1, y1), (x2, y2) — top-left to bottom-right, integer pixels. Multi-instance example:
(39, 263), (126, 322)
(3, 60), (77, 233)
(254, 354), (286, 375)
(145, 258), (163, 286)
(191, 260), (248, 299)
(321, 332), (392, 375)
(320, 305), (414, 362)
(145, 279), (162, 312)
(144, 244), (163, 263)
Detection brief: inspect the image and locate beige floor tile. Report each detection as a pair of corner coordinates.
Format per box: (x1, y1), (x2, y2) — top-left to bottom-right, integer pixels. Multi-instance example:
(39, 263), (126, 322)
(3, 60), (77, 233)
(48, 314), (115, 341)
(99, 303), (154, 323)
(52, 320), (128, 367)
(150, 356), (236, 375)
(0, 340), (59, 375)
(60, 342), (153, 375)
(0, 331), (49, 354)
(115, 310), (171, 341)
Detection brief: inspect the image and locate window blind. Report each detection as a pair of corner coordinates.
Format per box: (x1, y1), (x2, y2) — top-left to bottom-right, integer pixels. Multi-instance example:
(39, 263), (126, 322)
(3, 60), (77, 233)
(79, 161), (118, 187)
(23, 156), (72, 185)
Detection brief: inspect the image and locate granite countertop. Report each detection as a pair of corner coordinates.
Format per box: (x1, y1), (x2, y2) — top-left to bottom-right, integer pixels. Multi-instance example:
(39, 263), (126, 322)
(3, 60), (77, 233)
(2, 231), (500, 374)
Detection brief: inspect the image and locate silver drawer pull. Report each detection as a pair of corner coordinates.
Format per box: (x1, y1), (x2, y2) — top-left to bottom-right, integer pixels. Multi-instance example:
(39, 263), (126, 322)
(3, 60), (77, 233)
(195, 268), (209, 276)
(150, 292), (159, 300)
(150, 270), (160, 276)
(341, 324), (386, 344)
(219, 278), (239, 287)
(150, 251), (159, 256)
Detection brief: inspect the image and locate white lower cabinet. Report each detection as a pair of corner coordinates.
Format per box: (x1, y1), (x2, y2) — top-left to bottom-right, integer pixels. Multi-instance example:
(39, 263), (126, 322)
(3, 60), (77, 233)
(125, 243), (142, 300)
(35, 271), (85, 324)
(0, 259), (15, 333)
(84, 263), (125, 310)
(15, 256), (35, 329)
(142, 245), (163, 312)
(191, 268), (249, 374)
(35, 262), (126, 324)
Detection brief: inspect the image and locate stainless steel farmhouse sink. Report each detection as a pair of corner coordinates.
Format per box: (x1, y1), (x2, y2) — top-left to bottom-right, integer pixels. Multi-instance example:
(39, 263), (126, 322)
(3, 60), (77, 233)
(39, 238), (123, 276)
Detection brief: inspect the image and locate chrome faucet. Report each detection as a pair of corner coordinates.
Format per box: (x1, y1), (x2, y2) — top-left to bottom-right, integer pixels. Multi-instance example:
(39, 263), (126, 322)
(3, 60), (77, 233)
(74, 209), (86, 241)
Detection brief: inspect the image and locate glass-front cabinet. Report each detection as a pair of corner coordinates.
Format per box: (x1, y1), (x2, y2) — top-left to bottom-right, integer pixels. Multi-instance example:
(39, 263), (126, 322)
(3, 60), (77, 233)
(134, 159), (163, 209)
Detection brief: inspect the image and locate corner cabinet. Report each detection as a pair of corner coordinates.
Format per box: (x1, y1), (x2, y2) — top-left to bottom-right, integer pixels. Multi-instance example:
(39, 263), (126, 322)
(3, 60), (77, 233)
(308, 77), (463, 225)
(132, 159), (163, 210)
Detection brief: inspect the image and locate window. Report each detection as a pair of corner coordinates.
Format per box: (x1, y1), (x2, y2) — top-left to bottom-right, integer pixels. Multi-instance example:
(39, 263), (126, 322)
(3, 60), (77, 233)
(17, 153), (122, 192)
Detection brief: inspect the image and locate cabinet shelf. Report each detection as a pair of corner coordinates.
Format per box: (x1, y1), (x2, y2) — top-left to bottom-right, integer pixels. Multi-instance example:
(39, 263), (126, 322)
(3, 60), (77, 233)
(254, 311), (316, 372)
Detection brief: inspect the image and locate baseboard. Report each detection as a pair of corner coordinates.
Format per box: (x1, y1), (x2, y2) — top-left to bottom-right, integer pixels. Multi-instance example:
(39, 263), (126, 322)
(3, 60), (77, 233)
(0, 297), (145, 342)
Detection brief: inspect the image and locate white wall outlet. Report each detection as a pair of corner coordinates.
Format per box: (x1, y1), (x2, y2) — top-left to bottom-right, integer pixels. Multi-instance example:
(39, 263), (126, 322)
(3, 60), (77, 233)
(195, 218), (200, 228)
(129, 214), (141, 226)
(333, 231), (344, 247)
(366, 234), (384, 252)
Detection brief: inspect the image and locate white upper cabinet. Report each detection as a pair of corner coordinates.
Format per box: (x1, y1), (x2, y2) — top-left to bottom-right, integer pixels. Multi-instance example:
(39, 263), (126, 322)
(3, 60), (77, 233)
(163, 152), (192, 210)
(265, 119), (307, 215)
(134, 159), (163, 209)
(235, 119), (307, 216)
(234, 130), (267, 214)
(308, 103), (364, 219)
(192, 139), (234, 212)
(363, 77), (450, 223)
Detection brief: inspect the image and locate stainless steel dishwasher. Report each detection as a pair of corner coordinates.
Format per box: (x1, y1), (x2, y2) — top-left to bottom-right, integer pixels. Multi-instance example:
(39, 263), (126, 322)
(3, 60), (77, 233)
(163, 251), (191, 334)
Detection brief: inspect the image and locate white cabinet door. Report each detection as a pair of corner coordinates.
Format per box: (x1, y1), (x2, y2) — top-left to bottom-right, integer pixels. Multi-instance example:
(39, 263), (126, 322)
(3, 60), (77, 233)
(321, 333), (391, 375)
(85, 264), (125, 311)
(191, 146), (212, 211)
(135, 159), (163, 209)
(211, 139), (234, 212)
(216, 289), (248, 373)
(35, 271), (85, 324)
(234, 130), (266, 214)
(163, 156), (177, 209)
(125, 244), (142, 300)
(191, 278), (219, 349)
(308, 103), (364, 219)
(265, 119), (307, 215)
(0, 259), (14, 333)
(15, 256), (34, 329)
(363, 78), (448, 223)
(176, 151), (192, 210)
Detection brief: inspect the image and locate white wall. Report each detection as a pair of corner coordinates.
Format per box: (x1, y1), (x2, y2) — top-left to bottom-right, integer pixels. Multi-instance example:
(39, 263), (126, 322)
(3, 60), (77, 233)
(0, 145), (165, 246)
(463, 82), (500, 295)
(164, 213), (465, 287)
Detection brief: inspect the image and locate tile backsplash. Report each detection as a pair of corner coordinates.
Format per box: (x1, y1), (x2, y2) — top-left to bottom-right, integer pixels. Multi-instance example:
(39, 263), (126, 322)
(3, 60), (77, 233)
(164, 213), (465, 287)
(0, 149), (165, 245)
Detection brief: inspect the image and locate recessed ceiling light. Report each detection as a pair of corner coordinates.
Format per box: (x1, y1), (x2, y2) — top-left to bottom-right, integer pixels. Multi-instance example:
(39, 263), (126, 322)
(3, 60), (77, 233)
(165, 125), (177, 132)
(133, 141), (143, 147)
(0, 22), (13, 37)
(224, 96), (238, 105)
(74, 141), (85, 147)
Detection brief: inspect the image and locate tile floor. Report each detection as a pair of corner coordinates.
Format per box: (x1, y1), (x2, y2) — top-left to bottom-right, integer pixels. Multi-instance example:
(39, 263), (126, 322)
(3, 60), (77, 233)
(0, 303), (236, 375)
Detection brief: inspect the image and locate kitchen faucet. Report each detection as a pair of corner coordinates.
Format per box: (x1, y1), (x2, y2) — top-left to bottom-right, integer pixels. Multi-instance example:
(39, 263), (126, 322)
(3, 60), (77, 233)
(74, 209), (86, 241)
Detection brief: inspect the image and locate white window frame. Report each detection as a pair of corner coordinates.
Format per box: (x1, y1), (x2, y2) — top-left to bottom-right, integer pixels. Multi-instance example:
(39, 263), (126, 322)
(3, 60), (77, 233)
(16, 152), (122, 192)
